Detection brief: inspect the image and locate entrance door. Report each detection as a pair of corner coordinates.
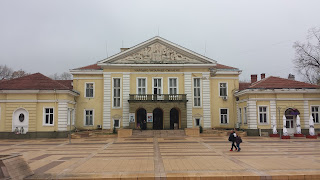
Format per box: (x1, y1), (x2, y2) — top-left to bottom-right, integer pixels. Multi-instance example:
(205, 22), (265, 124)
(285, 115), (295, 135)
(170, 108), (179, 129)
(153, 108), (163, 130)
(137, 108), (147, 130)
(153, 78), (162, 100)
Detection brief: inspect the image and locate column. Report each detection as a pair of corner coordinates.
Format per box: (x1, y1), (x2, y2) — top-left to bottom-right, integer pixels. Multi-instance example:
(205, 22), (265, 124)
(184, 72), (193, 128)
(103, 72), (111, 129)
(247, 100), (257, 129)
(303, 100), (309, 129)
(122, 73), (130, 127)
(202, 72), (211, 128)
(57, 102), (68, 131)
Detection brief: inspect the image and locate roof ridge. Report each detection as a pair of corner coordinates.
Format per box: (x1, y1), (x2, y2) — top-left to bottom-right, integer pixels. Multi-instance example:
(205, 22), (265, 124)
(249, 76), (272, 88)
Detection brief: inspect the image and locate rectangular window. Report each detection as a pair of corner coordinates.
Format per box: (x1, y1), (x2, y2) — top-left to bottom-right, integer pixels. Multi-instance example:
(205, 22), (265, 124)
(169, 78), (178, 94)
(239, 108), (242, 124)
(311, 106), (319, 123)
(85, 110), (93, 126)
(113, 78), (121, 107)
(244, 107), (247, 124)
(114, 119), (120, 128)
(85, 83), (94, 98)
(259, 106), (268, 123)
(193, 78), (201, 107)
(219, 83), (227, 97)
(137, 78), (146, 94)
(220, 109), (228, 124)
(44, 108), (54, 125)
(195, 118), (200, 126)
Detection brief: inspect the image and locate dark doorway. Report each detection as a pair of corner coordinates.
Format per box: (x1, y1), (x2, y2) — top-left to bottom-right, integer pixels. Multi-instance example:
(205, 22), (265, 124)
(153, 108), (163, 130)
(170, 108), (179, 129)
(137, 108), (147, 130)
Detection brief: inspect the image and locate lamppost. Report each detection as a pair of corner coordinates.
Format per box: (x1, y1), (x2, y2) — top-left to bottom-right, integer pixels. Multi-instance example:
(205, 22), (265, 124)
(277, 107), (282, 139)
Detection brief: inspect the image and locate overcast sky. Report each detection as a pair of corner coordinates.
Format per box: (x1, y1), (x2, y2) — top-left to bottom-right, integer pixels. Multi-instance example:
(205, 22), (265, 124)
(1, 0), (319, 81)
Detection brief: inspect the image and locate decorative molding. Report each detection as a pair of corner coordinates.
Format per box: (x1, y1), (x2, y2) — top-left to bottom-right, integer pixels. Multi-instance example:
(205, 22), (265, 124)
(210, 77), (239, 79)
(73, 77), (103, 80)
(238, 98), (320, 102)
(57, 102), (68, 131)
(103, 73), (111, 129)
(70, 70), (103, 75)
(0, 99), (76, 104)
(235, 89), (320, 96)
(202, 72), (211, 128)
(247, 101), (258, 129)
(184, 72), (193, 128)
(0, 90), (79, 96)
(270, 100), (276, 126)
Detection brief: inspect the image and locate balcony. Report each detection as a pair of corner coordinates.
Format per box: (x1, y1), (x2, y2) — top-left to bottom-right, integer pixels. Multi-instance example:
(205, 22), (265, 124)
(128, 94), (187, 102)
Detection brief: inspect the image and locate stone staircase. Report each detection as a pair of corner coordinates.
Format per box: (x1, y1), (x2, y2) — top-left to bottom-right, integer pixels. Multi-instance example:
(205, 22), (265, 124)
(132, 130), (186, 138)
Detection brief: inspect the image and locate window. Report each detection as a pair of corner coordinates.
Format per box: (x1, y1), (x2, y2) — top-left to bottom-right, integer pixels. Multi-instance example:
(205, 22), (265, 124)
(137, 78), (146, 94)
(220, 109), (228, 124)
(193, 78), (201, 107)
(239, 108), (242, 124)
(114, 119), (120, 128)
(113, 78), (121, 107)
(169, 78), (178, 94)
(67, 109), (75, 126)
(259, 106), (268, 123)
(85, 110), (93, 126)
(44, 108), (54, 125)
(85, 83), (94, 98)
(244, 107), (247, 124)
(311, 106), (319, 123)
(195, 118), (200, 126)
(219, 83), (227, 97)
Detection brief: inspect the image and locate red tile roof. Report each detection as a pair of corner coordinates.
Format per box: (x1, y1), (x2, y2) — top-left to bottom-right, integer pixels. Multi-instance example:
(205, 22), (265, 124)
(216, 63), (238, 70)
(75, 64), (102, 70)
(247, 76), (319, 89)
(0, 73), (71, 90)
(239, 82), (251, 91)
(55, 80), (73, 90)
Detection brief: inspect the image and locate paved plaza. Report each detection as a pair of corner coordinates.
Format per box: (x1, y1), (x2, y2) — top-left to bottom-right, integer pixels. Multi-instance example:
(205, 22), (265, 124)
(1, 136), (320, 179)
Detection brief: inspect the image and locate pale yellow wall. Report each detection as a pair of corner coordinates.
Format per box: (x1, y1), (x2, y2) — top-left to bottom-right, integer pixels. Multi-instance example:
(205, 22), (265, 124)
(237, 101), (248, 129)
(73, 77), (103, 130)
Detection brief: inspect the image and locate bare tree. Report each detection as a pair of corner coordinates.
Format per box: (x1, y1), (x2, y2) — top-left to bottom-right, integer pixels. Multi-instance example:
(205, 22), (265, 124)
(293, 27), (320, 84)
(0, 65), (14, 80)
(49, 72), (72, 80)
(11, 69), (29, 79)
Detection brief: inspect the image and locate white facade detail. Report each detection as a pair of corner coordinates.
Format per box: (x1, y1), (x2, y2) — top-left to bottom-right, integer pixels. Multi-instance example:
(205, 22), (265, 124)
(57, 102), (68, 131)
(122, 73), (130, 127)
(247, 100), (258, 129)
(270, 100), (276, 125)
(103, 72), (111, 129)
(303, 100), (309, 128)
(184, 72), (193, 128)
(202, 72), (211, 128)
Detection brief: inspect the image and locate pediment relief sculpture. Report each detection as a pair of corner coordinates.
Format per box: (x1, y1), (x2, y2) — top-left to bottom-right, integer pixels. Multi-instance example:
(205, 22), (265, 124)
(111, 43), (206, 64)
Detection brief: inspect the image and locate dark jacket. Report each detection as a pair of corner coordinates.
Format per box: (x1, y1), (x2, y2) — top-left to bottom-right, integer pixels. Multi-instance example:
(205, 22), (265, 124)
(235, 136), (242, 144)
(228, 133), (235, 142)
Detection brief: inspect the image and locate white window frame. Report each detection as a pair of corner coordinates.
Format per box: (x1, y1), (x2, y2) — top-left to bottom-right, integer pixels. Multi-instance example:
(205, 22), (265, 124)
(43, 107), (54, 126)
(219, 82), (228, 97)
(112, 77), (122, 108)
(67, 108), (75, 126)
(244, 107), (247, 124)
(220, 108), (229, 124)
(193, 77), (202, 107)
(84, 109), (94, 126)
(168, 77), (179, 95)
(84, 82), (95, 98)
(238, 108), (242, 124)
(136, 77), (147, 94)
(311, 106), (320, 124)
(113, 119), (121, 128)
(194, 117), (201, 127)
(258, 106), (269, 124)
(152, 77), (163, 95)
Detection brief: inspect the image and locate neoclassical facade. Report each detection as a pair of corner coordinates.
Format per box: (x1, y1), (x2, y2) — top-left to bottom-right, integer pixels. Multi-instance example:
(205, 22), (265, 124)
(0, 36), (320, 137)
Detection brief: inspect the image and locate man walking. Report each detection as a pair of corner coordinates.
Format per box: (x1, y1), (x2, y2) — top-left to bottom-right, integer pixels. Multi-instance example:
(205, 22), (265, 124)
(228, 130), (237, 151)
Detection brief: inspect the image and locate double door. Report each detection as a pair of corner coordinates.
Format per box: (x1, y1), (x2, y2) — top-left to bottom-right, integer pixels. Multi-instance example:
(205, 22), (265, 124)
(153, 78), (163, 100)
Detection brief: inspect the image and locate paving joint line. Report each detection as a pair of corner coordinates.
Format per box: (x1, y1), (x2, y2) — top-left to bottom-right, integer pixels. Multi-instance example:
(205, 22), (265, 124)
(154, 137), (166, 180)
(199, 138), (271, 178)
(55, 139), (115, 178)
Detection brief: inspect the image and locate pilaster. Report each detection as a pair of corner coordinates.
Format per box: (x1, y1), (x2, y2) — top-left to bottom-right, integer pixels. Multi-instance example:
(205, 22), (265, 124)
(184, 72), (192, 128)
(103, 72), (111, 129)
(122, 73), (130, 127)
(202, 72), (211, 128)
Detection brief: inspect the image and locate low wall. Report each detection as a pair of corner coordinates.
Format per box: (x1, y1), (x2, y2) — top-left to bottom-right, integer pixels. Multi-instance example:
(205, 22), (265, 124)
(0, 132), (69, 139)
(185, 128), (199, 137)
(118, 129), (133, 138)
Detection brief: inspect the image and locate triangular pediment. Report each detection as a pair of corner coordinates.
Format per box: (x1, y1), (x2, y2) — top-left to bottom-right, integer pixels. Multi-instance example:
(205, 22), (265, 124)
(98, 37), (216, 65)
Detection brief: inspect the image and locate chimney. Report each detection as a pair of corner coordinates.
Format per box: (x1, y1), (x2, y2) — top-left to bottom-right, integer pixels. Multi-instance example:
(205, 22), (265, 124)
(288, 74), (295, 80)
(261, 73), (265, 80)
(251, 74), (257, 84)
(120, 48), (130, 52)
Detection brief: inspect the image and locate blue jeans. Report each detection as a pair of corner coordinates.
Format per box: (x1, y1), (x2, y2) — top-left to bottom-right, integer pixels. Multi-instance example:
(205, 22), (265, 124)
(236, 143), (241, 151)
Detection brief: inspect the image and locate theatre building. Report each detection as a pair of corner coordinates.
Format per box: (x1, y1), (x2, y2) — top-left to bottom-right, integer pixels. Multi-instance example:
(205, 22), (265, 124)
(0, 36), (319, 137)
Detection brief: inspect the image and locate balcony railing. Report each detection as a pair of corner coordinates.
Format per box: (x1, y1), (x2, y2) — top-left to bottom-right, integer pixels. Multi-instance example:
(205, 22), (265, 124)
(129, 94), (187, 102)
